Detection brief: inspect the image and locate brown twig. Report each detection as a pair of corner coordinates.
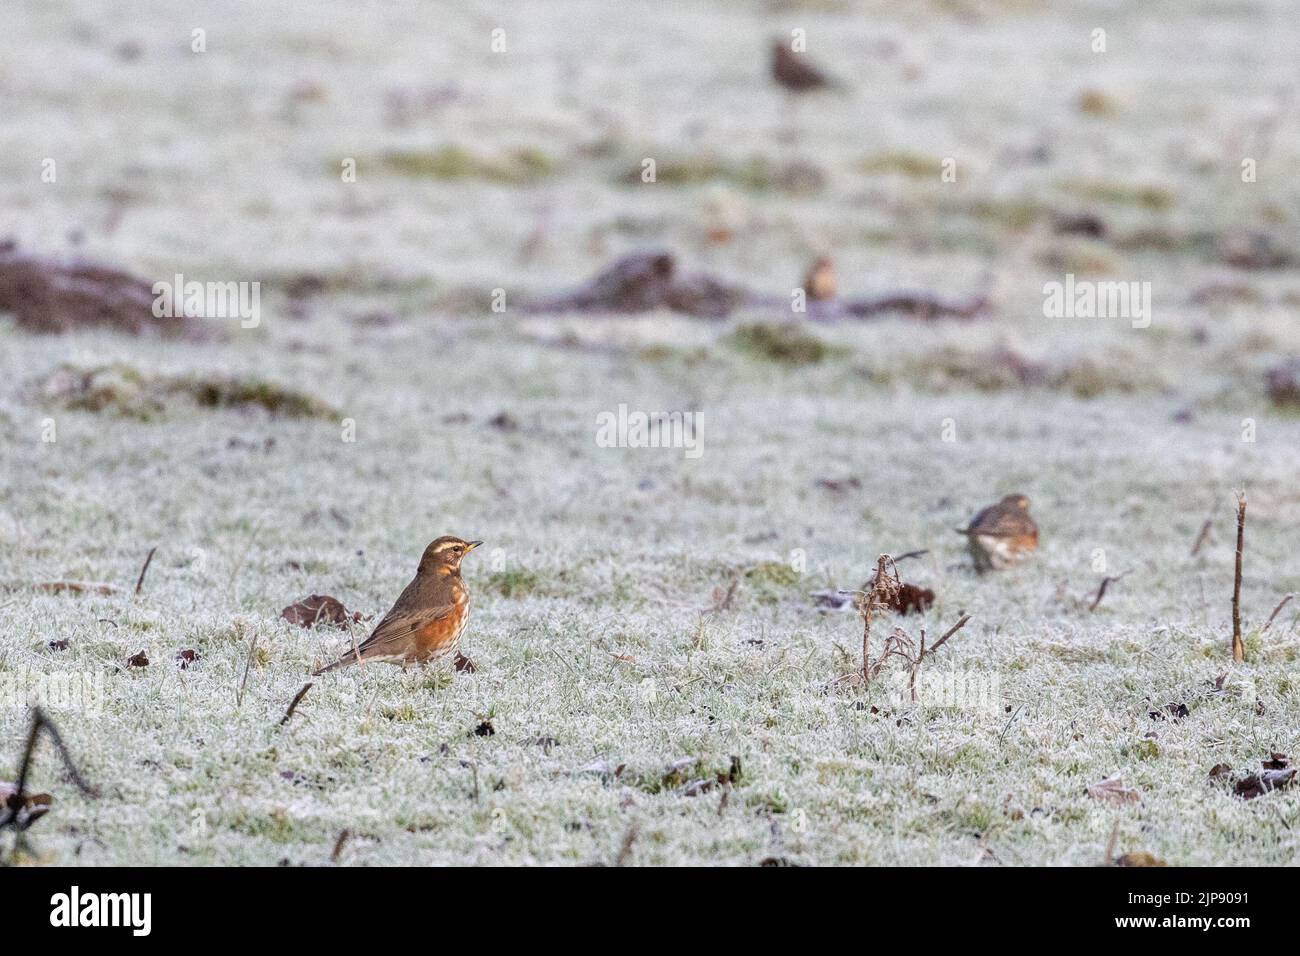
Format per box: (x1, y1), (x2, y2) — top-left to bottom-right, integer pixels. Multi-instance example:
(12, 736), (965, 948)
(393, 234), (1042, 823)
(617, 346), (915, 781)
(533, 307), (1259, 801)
(330, 828), (350, 863)
(279, 683), (313, 726)
(133, 546), (157, 597)
(1190, 518), (1214, 557)
(892, 549), (930, 564)
(1088, 571), (1131, 612)
(614, 823), (639, 866)
(1232, 493), (1246, 663)
(909, 613), (973, 701)
(1261, 594), (1294, 634)
(927, 612), (972, 655)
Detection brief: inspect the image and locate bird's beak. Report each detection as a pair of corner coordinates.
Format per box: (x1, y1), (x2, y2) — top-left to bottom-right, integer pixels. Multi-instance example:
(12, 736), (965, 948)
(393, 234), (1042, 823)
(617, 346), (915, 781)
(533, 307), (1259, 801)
(466, 540), (483, 551)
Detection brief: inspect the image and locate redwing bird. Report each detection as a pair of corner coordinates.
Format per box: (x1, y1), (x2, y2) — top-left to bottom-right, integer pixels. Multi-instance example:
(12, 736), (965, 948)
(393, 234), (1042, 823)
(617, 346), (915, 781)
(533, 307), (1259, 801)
(770, 38), (839, 92)
(957, 494), (1038, 572)
(313, 536), (482, 675)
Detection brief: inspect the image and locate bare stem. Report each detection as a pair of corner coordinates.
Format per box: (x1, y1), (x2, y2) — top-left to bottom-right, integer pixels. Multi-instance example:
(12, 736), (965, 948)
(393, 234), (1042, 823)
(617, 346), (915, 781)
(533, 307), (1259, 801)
(1088, 571), (1131, 612)
(133, 546), (157, 597)
(279, 682), (313, 726)
(1261, 594), (1294, 634)
(1232, 493), (1246, 664)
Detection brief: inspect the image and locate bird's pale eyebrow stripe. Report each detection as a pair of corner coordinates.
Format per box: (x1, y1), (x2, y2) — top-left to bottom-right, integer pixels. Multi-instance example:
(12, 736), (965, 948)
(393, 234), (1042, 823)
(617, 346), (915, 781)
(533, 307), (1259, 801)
(432, 541), (461, 552)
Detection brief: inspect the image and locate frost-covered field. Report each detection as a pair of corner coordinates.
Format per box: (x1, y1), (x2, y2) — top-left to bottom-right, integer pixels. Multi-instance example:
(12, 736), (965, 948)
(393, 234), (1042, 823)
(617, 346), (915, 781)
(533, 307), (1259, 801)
(2, 0), (1300, 865)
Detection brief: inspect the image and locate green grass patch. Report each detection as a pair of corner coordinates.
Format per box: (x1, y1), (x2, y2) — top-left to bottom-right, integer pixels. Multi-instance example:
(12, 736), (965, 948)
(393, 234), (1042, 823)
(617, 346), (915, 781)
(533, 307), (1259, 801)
(376, 146), (555, 184)
(485, 569), (543, 598)
(727, 323), (841, 366)
(38, 363), (339, 420)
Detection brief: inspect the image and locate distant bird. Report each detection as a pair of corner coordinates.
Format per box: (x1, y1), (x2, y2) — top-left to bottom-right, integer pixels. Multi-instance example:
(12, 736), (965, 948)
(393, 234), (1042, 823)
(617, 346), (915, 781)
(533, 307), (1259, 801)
(957, 494), (1038, 572)
(770, 39), (838, 93)
(313, 536), (482, 674)
(803, 256), (837, 301)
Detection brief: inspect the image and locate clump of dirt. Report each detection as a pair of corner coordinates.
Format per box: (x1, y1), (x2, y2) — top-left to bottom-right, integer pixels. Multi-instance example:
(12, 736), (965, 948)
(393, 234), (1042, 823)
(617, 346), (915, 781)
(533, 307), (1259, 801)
(0, 243), (206, 338)
(38, 363), (338, 420)
(525, 251), (746, 319)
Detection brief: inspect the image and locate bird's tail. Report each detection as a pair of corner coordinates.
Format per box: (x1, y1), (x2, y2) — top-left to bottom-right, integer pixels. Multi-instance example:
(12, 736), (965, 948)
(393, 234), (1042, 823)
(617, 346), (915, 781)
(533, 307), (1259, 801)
(311, 652), (357, 676)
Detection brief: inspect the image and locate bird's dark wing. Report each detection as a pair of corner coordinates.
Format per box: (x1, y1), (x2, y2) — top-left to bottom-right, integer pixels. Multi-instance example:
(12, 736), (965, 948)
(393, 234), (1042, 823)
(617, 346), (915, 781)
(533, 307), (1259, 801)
(960, 504), (995, 534)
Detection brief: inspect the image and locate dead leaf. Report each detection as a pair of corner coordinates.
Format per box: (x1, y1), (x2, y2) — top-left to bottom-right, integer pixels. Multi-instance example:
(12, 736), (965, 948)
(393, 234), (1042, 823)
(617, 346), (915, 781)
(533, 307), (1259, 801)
(48, 639), (69, 651)
(1235, 768), (1296, 800)
(126, 651), (149, 668)
(1263, 753), (1290, 770)
(888, 582), (935, 615)
(472, 720), (495, 737)
(1087, 776), (1141, 805)
(1208, 763), (1233, 779)
(174, 648), (199, 669)
(1148, 702), (1189, 721)
(0, 782), (53, 830)
(35, 581), (121, 596)
(280, 594), (362, 628)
